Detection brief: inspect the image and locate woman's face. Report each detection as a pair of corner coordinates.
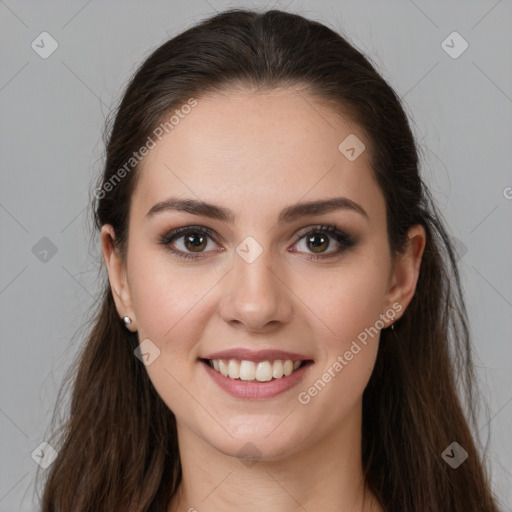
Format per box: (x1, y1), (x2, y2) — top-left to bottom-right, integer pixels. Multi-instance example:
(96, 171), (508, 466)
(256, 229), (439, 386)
(103, 87), (419, 460)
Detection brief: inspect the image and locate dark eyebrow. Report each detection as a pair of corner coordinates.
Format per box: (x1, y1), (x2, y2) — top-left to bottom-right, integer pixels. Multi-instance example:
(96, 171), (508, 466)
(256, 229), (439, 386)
(145, 196), (369, 223)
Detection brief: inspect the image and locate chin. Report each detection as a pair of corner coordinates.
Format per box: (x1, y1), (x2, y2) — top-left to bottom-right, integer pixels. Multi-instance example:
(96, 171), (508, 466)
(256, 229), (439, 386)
(202, 424), (308, 464)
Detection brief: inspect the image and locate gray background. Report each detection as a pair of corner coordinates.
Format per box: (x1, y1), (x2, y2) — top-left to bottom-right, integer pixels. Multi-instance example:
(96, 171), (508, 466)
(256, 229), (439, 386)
(1, 0), (511, 510)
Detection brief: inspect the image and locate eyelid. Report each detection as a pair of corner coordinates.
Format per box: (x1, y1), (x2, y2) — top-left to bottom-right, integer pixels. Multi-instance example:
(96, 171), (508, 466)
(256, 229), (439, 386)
(291, 224), (357, 256)
(159, 225), (221, 244)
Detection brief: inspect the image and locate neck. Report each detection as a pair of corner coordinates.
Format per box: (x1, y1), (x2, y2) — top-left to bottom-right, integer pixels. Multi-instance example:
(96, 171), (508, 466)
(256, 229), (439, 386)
(167, 400), (383, 512)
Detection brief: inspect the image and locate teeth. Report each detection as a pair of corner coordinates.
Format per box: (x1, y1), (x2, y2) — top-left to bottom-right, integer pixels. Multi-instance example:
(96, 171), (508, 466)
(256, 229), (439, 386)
(272, 360), (284, 379)
(240, 360), (256, 381)
(228, 359), (239, 379)
(255, 361), (273, 381)
(283, 360), (294, 376)
(218, 359), (229, 377)
(209, 358), (305, 382)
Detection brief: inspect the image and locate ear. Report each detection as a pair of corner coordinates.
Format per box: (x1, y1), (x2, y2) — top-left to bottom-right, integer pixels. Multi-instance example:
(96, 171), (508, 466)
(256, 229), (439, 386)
(100, 224), (136, 331)
(383, 224), (426, 323)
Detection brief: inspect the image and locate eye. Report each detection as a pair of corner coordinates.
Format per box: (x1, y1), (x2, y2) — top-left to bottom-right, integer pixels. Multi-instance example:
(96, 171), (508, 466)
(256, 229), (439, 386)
(291, 224), (357, 260)
(158, 224), (357, 261)
(158, 226), (221, 260)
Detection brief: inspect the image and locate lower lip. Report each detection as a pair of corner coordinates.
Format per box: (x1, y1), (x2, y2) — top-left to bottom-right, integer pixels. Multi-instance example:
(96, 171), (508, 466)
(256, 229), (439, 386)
(201, 360), (313, 400)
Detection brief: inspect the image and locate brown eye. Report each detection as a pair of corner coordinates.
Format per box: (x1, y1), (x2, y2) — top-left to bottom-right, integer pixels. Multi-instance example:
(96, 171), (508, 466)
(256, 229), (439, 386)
(305, 233), (330, 253)
(159, 226), (220, 260)
(183, 232), (208, 252)
(292, 225), (357, 260)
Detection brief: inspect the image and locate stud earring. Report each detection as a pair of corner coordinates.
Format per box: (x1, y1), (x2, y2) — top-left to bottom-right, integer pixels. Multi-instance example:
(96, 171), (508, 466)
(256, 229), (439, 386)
(123, 316), (132, 329)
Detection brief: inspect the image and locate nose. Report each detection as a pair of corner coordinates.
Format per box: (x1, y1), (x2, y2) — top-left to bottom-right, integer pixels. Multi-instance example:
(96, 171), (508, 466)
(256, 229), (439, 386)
(218, 245), (293, 332)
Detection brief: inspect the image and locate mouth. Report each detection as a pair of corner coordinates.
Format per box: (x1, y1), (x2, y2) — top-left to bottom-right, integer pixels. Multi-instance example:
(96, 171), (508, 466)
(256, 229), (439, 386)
(200, 358), (314, 382)
(199, 348), (315, 399)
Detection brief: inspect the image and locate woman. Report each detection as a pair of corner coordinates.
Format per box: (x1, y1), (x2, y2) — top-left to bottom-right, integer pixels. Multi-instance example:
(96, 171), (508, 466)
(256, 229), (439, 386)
(38, 8), (501, 511)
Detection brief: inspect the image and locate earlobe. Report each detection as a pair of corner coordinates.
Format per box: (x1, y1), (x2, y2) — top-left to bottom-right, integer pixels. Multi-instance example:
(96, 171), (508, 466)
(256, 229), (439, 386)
(384, 224), (426, 323)
(100, 225), (135, 329)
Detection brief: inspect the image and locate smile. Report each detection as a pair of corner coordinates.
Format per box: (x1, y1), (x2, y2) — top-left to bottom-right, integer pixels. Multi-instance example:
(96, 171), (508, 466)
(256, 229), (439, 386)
(200, 358), (314, 399)
(207, 358), (305, 382)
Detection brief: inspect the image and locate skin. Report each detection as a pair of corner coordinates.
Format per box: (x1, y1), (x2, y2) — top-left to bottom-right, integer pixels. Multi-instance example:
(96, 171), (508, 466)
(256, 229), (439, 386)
(101, 87), (426, 511)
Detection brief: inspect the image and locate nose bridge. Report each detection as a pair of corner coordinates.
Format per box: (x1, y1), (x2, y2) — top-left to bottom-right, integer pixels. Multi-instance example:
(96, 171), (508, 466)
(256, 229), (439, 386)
(219, 236), (292, 330)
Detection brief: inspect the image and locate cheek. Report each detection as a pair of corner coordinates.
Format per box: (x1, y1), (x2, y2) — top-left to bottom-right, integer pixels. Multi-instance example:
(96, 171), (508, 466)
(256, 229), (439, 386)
(296, 259), (388, 403)
(126, 234), (390, 423)
(129, 238), (390, 362)
(294, 266), (386, 422)
(126, 251), (217, 411)
(127, 244), (215, 340)
(302, 259), (390, 350)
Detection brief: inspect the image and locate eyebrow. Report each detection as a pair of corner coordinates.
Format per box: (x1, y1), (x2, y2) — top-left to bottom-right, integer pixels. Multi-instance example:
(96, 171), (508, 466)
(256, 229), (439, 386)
(145, 196), (369, 224)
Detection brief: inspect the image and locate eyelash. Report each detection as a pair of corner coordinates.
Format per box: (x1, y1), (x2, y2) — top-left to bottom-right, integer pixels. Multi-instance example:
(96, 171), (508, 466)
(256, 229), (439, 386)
(158, 224), (356, 261)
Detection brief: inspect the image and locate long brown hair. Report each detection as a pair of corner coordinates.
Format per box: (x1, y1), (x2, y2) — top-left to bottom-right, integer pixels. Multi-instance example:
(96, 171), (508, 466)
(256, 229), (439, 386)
(37, 8), (501, 511)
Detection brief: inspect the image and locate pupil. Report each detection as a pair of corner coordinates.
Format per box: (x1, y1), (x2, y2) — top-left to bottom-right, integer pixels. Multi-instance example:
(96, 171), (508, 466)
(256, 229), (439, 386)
(186, 234), (206, 251)
(309, 234), (328, 252)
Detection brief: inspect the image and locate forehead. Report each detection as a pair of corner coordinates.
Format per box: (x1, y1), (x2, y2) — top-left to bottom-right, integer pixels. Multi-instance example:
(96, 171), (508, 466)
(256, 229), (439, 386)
(131, 87), (384, 224)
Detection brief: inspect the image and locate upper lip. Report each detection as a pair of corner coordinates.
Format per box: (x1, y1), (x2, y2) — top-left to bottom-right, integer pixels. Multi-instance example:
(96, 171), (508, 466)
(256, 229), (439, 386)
(202, 348), (313, 362)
